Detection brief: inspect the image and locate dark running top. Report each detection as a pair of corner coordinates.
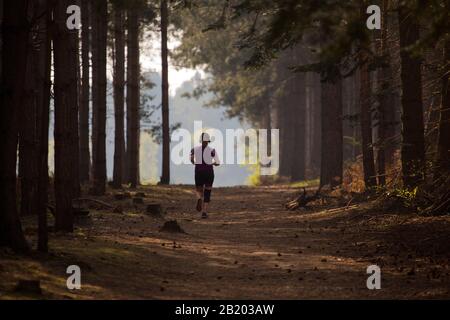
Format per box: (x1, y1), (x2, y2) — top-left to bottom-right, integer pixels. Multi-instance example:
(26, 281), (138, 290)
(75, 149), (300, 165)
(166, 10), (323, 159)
(191, 145), (220, 172)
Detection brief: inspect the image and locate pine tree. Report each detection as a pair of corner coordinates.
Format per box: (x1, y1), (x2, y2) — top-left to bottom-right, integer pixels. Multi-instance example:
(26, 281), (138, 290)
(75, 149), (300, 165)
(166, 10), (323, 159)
(0, 0), (31, 252)
(91, 0), (108, 195)
(36, 0), (51, 252)
(113, 2), (126, 189)
(359, 45), (377, 188)
(126, 3), (141, 188)
(53, 0), (80, 232)
(160, 0), (171, 185)
(435, 42), (450, 176)
(320, 70), (343, 188)
(398, 4), (426, 188)
(79, 0), (91, 183)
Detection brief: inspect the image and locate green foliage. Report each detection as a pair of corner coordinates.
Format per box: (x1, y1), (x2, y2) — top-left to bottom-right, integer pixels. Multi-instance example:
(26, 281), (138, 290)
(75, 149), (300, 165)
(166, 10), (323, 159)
(172, 0), (281, 126)
(385, 187), (419, 209)
(291, 179), (320, 189)
(233, 0), (367, 78)
(173, 0), (450, 144)
(172, 0), (378, 125)
(246, 163), (262, 186)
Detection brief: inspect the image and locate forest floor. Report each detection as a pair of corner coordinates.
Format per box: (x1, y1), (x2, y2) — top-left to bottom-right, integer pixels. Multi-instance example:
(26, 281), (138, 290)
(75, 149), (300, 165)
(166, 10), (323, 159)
(1, 185), (450, 299)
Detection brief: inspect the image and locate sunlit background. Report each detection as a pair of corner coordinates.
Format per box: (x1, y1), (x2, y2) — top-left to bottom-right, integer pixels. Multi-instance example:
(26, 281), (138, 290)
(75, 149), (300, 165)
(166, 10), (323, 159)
(48, 34), (253, 187)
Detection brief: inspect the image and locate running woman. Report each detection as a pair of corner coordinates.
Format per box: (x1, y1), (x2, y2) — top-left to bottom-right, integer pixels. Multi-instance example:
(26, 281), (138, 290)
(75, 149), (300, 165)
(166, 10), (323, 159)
(190, 133), (220, 219)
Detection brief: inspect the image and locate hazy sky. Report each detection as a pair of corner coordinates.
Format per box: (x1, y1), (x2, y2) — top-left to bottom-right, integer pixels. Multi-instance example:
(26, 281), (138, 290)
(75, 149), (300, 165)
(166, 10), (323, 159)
(136, 35), (253, 186)
(50, 33), (252, 186)
(114, 34), (252, 186)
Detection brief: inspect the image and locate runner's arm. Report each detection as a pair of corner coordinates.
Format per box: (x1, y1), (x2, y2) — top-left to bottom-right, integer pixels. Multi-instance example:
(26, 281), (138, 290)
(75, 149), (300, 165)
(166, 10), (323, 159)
(213, 149), (220, 166)
(190, 149), (195, 165)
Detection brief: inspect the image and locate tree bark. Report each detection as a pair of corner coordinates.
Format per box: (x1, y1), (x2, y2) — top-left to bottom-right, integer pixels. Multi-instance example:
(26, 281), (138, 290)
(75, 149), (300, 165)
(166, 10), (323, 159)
(277, 52), (295, 179)
(435, 42), (450, 176)
(18, 0), (50, 250)
(91, 0), (98, 181)
(53, 0), (80, 232)
(0, 0), (30, 252)
(375, 0), (397, 185)
(291, 66), (307, 182)
(113, 5), (126, 189)
(160, 0), (171, 185)
(19, 2), (39, 217)
(278, 101), (290, 178)
(320, 71), (343, 188)
(311, 73), (322, 177)
(127, 6), (140, 188)
(360, 49), (377, 189)
(278, 87), (295, 178)
(398, 6), (426, 188)
(91, 0), (107, 195)
(79, 0), (91, 183)
(36, 0), (51, 252)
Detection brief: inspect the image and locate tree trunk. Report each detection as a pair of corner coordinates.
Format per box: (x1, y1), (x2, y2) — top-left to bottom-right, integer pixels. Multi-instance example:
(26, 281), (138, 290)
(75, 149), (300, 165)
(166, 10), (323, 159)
(435, 42), (450, 176)
(53, 0), (80, 232)
(113, 6), (126, 189)
(0, 0), (30, 252)
(79, 0), (91, 183)
(311, 73), (322, 177)
(278, 101), (289, 178)
(73, 6), (81, 199)
(305, 71), (321, 179)
(291, 69), (307, 182)
(376, 0), (397, 186)
(160, 0), (171, 185)
(277, 52), (295, 179)
(305, 73), (312, 174)
(19, 0), (50, 250)
(299, 35), (321, 179)
(278, 88), (295, 178)
(320, 71), (343, 188)
(127, 6), (140, 188)
(19, 2), (39, 217)
(360, 49), (377, 189)
(91, 0), (107, 195)
(91, 1), (98, 181)
(398, 6), (426, 188)
(36, 0), (51, 252)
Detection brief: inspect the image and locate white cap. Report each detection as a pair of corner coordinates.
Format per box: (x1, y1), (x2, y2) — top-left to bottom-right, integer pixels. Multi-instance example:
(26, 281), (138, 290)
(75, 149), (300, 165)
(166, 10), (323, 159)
(200, 132), (211, 143)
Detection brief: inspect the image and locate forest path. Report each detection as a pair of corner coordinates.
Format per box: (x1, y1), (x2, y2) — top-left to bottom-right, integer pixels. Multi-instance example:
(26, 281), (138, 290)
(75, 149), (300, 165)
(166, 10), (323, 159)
(1, 185), (450, 299)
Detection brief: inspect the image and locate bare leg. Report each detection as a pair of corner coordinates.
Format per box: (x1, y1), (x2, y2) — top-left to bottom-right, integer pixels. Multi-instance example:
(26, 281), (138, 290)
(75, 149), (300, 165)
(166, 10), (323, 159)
(196, 186), (204, 200)
(196, 186), (204, 212)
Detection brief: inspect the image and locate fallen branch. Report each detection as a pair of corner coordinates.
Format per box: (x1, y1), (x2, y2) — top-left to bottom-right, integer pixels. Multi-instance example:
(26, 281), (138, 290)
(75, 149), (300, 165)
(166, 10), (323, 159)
(325, 205), (359, 215)
(286, 187), (323, 210)
(49, 198), (122, 215)
(423, 193), (450, 216)
(75, 198), (116, 210)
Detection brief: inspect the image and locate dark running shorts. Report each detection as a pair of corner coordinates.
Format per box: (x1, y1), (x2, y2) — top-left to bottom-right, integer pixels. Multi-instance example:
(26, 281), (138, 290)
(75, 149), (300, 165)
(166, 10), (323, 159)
(195, 170), (215, 187)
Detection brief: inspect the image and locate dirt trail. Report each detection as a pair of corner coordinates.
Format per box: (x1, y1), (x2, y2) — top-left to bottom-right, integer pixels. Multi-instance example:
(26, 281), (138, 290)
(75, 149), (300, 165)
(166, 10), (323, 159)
(1, 185), (449, 299)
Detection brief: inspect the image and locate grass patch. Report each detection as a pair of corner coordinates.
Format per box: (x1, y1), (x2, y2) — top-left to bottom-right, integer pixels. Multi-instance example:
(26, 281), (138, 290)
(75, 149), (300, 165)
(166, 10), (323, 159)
(290, 179), (320, 189)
